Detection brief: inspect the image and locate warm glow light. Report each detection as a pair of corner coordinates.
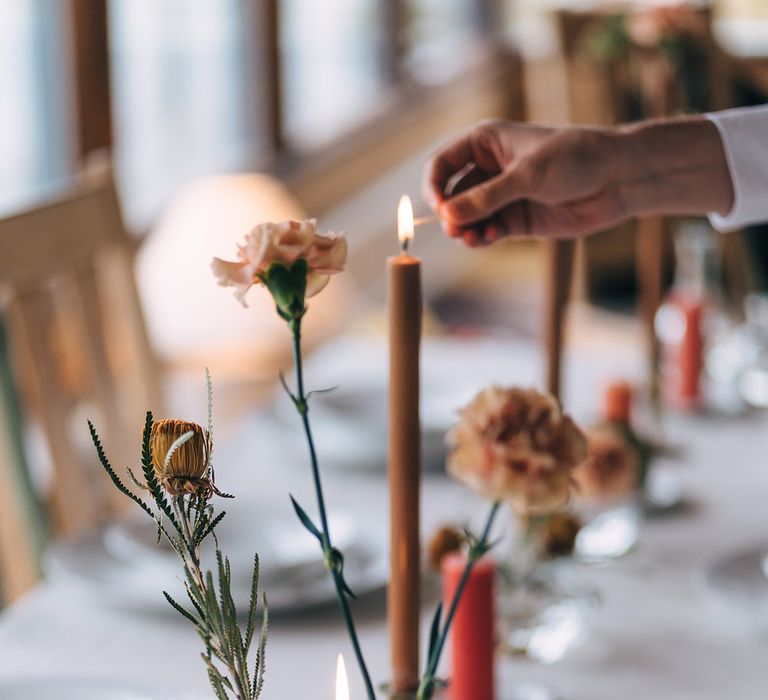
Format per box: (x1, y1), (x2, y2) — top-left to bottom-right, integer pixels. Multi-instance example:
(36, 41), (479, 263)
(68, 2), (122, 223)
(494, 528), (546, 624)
(397, 195), (414, 250)
(335, 654), (350, 700)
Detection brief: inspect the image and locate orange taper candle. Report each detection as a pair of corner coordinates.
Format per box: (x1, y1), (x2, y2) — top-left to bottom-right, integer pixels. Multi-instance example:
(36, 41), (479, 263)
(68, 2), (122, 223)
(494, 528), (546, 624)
(388, 195), (422, 693)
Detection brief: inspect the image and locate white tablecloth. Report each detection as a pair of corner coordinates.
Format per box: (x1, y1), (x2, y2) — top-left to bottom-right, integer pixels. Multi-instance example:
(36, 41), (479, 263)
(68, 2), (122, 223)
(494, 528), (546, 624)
(1, 336), (768, 699)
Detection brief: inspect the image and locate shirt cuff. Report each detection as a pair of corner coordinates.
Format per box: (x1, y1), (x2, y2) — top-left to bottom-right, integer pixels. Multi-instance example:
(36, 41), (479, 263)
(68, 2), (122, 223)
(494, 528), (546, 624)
(706, 105), (768, 232)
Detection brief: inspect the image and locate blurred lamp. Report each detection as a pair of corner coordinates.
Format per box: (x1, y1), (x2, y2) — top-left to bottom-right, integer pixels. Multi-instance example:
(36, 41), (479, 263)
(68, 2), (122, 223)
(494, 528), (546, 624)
(136, 173), (350, 378)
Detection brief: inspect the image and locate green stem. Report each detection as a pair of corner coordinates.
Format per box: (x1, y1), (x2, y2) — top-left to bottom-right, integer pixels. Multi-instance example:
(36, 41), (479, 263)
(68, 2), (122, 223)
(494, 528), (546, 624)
(417, 501), (501, 700)
(290, 317), (376, 700)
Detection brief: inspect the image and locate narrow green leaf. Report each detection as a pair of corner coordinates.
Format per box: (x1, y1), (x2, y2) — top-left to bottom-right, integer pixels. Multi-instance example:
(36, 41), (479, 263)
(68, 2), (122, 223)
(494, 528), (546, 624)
(140, 411), (183, 536)
(278, 370), (297, 405)
(197, 510), (226, 545)
(336, 570), (357, 600)
(245, 554), (260, 651)
(87, 420), (153, 519)
(289, 495), (322, 543)
(186, 583), (207, 625)
(253, 592), (269, 699)
(163, 591), (201, 627)
(426, 602), (443, 665)
(205, 570), (225, 640)
(206, 661), (230, 700)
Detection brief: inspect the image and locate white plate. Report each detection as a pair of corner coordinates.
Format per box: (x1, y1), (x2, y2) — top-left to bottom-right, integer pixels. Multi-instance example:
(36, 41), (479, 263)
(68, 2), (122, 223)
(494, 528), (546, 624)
(45, 513), (387, 615)
(268, 335), (546, 473)
(0, 678), (207, 700)
(702, 546), (768, 624)
(101, 504), (353, 589)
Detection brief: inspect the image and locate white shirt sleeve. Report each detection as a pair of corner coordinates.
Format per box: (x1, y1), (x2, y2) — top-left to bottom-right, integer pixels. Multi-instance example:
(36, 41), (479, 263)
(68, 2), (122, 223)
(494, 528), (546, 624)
(707, 105), (768, 231)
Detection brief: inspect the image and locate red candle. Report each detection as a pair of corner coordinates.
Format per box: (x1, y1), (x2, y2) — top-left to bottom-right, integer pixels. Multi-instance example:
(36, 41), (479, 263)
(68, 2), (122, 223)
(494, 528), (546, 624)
(442, 553), (495, 700)
(603, 381), (633, 425)
(659, 294), (703, 409)
(678, 301), (703, 405)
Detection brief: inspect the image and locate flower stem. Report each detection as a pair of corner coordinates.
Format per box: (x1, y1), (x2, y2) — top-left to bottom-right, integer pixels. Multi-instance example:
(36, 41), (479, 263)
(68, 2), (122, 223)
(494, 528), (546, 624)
(174, 496), (250, 700)
(417, 501), (501, 700)
(290, 318), (376, 700)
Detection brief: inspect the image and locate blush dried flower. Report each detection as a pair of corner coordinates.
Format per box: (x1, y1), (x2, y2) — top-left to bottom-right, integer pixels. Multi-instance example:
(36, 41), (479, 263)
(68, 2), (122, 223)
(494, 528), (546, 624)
(211, 219), (346, 309)
(573, 427), (639, 505)
(447, 387), (587, 515)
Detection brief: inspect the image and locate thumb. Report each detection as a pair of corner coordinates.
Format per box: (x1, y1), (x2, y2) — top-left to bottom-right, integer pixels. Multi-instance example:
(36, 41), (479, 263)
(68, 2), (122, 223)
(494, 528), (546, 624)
(440, 166), (534, 226)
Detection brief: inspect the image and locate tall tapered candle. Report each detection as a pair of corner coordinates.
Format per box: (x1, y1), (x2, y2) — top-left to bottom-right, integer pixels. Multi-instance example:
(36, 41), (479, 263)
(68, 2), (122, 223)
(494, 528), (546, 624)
(545, 239), (575, 401)
(388, 194), (422, 693)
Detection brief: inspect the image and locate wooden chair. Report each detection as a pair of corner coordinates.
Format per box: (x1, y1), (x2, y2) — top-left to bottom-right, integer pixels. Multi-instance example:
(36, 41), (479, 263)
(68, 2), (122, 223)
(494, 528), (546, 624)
(0, 167), (164, 601)
(548, 7), (749, 410)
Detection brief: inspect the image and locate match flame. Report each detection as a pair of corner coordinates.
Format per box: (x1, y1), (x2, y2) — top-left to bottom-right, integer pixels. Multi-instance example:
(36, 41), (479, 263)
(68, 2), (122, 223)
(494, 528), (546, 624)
(397, 195), (414, 251)
(335, 653), (350, 700)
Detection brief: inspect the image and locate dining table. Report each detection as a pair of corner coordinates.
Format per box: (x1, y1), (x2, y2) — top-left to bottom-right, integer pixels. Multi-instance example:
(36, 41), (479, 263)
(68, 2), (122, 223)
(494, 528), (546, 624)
(1, 331), (767, 700)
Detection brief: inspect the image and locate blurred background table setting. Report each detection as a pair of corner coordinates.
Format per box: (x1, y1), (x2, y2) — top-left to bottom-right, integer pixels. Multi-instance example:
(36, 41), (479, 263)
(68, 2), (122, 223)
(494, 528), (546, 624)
(3, 0), (768, 698)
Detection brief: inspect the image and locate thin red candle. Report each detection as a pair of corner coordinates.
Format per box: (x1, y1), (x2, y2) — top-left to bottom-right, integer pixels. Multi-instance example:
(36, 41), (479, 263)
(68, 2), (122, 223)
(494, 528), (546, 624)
(603, 380), (633, 424)
(442, 553), (495, 700)
(660, 294), (703, 409)
(678, 301), (703, 405)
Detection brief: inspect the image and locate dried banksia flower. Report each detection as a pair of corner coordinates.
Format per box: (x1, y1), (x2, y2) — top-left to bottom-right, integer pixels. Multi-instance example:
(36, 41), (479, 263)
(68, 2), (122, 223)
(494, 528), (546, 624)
(150, 419), (211, 497)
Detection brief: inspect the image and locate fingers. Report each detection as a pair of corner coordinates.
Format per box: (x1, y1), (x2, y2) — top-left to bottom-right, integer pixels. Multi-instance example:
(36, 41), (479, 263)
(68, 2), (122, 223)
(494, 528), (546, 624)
(423, 134), (475, 209)
(440, 165), (534, 226)
(441, 214), (509, 248)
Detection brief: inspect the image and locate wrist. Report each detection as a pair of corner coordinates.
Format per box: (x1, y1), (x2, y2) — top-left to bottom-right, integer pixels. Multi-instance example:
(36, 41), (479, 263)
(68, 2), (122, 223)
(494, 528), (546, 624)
(611, 117), (734, 219)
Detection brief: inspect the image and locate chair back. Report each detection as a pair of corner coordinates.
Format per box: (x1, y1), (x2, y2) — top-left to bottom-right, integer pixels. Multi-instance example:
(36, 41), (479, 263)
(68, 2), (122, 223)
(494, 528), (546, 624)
(0, 167), (164, 600)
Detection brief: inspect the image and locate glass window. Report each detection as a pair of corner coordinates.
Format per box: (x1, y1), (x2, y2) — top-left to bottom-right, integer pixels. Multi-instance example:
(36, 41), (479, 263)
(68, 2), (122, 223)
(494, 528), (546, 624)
(109, 0), (261, 229)
(0, 0), (71, 213)
(404, 0), (485, 86)
(280, 0), (387, 148)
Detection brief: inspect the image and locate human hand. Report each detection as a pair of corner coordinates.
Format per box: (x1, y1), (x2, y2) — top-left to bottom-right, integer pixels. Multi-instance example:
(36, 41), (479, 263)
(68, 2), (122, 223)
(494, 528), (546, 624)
(423, 117), (733, 247)
(423, 120), (629, 247)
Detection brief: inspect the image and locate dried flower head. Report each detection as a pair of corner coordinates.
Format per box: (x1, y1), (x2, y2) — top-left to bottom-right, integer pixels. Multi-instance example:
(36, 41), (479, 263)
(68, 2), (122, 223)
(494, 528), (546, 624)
(211, 219), (347, 313)
(150, 419), (213, 498)
(447, 387), (587, 514)
(427, 526), (464, 571)
(537, 512), (582, 558)
(573, 427), (639, 505)
(627, 4), (707, 48)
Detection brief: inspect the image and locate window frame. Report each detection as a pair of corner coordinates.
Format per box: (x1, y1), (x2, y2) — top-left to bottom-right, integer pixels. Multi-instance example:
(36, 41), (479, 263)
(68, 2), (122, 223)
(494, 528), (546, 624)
(65, 0), (516, 225)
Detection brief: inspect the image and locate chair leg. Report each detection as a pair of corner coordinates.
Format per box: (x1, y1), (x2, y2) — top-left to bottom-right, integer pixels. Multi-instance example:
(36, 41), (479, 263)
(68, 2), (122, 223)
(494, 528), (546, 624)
(0, 319), (45, 601)
(8, 290), (101, 534)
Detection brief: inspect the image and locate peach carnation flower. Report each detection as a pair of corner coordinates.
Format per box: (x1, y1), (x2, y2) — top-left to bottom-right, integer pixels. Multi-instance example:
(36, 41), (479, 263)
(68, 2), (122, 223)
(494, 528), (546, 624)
(211, 219), (346, 306)
(447, 387), (587, 514)
(573, 427), (638, 505)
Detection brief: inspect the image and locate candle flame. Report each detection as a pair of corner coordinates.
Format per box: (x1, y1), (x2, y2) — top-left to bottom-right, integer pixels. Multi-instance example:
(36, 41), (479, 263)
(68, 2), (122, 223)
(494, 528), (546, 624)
(398, 195), (414, 252)
(335, 653), (350, 700)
